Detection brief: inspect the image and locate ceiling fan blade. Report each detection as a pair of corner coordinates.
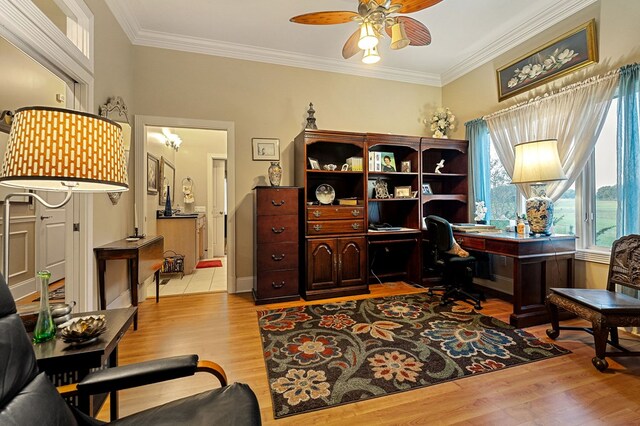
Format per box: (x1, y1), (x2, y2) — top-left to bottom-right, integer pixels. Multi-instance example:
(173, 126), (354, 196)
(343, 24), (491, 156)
(394, 0), (443, 14)
(393, 16), (431, 46)
(290, 11), (359, 25)
(342, 29), (361, 59)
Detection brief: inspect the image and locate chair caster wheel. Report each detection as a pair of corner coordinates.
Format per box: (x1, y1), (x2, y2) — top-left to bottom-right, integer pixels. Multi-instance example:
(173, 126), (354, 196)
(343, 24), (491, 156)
(592, 357), (608, 372)
(546, 329), (559, 339)
(474, 304), (482, 310)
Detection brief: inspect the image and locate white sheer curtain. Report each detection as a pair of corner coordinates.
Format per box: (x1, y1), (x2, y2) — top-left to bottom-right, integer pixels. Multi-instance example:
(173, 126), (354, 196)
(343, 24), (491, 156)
(484, 71), (619, 200)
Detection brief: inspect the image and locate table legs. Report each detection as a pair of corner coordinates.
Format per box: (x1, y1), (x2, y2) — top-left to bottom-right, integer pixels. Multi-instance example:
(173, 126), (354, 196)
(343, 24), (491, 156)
(128, 258), (139, 331)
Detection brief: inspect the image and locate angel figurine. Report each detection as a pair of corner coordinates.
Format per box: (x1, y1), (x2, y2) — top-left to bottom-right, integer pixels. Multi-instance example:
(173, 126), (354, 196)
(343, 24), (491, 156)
(435, 159), (445, 174)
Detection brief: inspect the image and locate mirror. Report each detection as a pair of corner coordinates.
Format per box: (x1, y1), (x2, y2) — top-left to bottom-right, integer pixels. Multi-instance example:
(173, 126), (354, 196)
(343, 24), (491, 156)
(99, 96), (131, 205)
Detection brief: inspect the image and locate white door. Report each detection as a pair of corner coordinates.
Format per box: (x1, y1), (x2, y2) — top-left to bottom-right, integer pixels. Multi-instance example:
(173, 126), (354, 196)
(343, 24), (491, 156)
(36, 191), (69, 282)
(210, 159), (226, 256)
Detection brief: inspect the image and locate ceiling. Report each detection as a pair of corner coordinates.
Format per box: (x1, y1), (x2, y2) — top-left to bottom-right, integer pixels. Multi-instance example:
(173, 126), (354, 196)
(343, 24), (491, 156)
(105, 0), (596, 86)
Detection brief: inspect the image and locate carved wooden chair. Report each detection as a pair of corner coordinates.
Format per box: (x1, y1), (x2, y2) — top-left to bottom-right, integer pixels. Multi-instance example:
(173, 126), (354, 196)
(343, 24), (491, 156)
(546, 234), (640, 371)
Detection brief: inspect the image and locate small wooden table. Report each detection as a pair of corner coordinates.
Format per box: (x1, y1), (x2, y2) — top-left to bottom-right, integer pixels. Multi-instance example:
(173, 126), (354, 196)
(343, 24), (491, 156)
(94, 235), (164, 330)
(32, 306), (136, 420)
(454, 232), (576, 328)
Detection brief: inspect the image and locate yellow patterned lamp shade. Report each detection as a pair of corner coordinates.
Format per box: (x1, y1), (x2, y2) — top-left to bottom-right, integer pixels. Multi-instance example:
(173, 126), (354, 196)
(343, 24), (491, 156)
(0, 107), (128, 192)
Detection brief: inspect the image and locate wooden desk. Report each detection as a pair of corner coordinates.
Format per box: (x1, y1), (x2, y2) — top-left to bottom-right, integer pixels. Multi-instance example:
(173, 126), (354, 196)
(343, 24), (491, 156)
(454, 232), (576, 328)
(94, 235), (164, 330)
(33, 306), (136, 420)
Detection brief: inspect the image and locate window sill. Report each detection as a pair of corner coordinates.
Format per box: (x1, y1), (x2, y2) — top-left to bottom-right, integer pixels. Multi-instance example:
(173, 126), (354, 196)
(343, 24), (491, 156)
(576, 248), (610, 264)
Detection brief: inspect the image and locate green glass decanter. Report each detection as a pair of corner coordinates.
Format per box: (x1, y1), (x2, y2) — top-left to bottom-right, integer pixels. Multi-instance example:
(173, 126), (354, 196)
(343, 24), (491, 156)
(33, 270), (55, 343)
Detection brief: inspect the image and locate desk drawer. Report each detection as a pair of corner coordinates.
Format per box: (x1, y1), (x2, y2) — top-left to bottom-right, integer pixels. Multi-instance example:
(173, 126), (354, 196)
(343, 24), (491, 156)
(257, 215), (299, 243)
(307, 220), (364, 235)
(307, 206), (364, 221)
(257, 242), (299, 271)
(257, 188), (299, 216)
(455, 235), (485, 251)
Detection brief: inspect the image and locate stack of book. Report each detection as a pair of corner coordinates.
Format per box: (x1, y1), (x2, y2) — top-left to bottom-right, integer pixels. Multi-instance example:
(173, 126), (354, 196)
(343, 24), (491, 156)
(450, 223), (502, 233)
(346, 157), (363, 171)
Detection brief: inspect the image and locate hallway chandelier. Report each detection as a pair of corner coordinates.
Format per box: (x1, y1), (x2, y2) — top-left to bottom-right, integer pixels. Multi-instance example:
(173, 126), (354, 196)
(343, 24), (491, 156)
(162, 128), (182, 151)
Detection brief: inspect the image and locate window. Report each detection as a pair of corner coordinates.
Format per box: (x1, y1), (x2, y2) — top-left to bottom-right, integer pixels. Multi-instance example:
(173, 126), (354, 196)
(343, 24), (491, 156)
(489, 142), (517, 221)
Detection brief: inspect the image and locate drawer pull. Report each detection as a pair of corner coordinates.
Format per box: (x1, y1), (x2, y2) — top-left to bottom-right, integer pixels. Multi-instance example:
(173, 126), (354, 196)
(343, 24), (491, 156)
(352, 222), (361, 230)
(351, 209), (360, 217)
(272, 226), (285, 234)
(272, 254), (285, 261)
(271, 200), (286, 207)
(313, 210), (321, 217)
(313, 224), (323, 232)
(272, 281), (285, 289)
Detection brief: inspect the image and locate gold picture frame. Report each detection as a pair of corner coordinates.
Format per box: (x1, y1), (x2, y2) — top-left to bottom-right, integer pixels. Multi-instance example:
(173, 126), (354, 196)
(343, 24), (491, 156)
(394, 186), (412, 198)
(496, 19), (598, 102)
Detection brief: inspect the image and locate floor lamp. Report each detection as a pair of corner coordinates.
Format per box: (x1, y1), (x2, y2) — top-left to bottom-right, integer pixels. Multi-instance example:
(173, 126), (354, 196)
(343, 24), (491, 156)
(0, 106), (128, 279)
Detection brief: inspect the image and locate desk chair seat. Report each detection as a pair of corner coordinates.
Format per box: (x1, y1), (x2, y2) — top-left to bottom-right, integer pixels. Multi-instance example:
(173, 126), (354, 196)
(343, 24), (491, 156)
(546, 234), (640, 371)
(0, 273), (261, 425)
(426, 215), (483, 310)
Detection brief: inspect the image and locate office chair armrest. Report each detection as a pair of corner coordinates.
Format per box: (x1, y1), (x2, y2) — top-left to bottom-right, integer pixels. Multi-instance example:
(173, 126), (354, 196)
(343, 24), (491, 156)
(57, 354), (228, 397)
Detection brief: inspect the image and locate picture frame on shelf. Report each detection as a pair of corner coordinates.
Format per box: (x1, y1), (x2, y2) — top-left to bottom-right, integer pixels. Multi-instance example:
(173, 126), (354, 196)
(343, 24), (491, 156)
(147, 153), (159, 195)
(381, 152), (396, 172)
(422, 183), (433, 195)
(401, 160), (411, 173)
(252, 138), (280, 161)
(159, 157), (175, 206)
(394, 186), (412, 198)
(496, 19), (597, 102)
(308, 157), (321, 170)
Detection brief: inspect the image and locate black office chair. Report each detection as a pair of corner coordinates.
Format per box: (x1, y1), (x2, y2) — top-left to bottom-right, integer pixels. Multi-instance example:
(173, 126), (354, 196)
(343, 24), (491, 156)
(425, 215), (483, 310)
(0, 273), (261, 425)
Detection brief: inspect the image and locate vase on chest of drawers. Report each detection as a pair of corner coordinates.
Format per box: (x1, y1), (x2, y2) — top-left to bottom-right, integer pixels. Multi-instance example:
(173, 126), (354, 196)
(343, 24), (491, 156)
(268, 162), (282, 187)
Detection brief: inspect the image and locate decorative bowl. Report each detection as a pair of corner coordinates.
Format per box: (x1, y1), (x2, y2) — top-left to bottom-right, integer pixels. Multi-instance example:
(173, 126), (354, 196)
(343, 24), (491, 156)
(58, 315), (107, 342)
(315, 184), (335, 205)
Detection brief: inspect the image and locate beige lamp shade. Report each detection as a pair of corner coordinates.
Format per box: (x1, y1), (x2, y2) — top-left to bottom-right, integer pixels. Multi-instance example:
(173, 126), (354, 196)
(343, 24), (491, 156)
(0, 107), (128, 192)
(362, 45), (380, 64)
(390, 21), (410, 50)
(358, 21), (378, 50)
(511, 139), (567, 184)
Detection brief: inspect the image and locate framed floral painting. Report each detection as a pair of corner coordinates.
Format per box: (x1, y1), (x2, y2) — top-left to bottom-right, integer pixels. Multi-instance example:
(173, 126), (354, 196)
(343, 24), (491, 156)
(496, 19), (597, 102)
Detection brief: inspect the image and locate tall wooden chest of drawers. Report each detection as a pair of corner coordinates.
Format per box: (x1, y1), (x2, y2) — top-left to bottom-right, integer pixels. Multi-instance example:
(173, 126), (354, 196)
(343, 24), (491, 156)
(253, 186), (302, 304)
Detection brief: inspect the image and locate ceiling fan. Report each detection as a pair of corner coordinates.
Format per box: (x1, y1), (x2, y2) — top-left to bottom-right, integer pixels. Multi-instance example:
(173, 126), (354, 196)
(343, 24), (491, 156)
(290, 0), (443, 64)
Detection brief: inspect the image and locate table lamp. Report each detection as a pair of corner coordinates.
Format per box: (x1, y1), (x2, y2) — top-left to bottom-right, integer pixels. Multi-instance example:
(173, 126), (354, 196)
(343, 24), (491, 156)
(0, 106), (128, 277)
(511, 139), (567, 236)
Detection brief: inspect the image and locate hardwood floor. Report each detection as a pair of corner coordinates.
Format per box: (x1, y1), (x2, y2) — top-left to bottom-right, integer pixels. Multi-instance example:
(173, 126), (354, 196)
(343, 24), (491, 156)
(98, 283), (640, 424)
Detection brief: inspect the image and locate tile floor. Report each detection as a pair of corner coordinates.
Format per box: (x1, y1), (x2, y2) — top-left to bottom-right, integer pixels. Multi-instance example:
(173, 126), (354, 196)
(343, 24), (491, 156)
(153, 256), (227, 298)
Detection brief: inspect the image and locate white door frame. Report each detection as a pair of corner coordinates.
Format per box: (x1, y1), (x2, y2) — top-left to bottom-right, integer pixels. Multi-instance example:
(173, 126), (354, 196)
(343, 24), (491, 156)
(0, 0), (95, 312)
(135, 116), (237, 292)
(207, 155), (227, 257)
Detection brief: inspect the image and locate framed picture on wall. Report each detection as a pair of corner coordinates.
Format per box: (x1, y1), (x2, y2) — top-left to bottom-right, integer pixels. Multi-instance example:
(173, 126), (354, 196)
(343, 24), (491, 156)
(252, 138), (280, 161)
(147, 153), (159, 195)
(159, 157), (175, 206)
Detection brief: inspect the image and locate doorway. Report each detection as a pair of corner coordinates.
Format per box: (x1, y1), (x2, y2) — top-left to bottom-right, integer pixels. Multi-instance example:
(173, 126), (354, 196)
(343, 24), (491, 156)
(134, 116), (237, 297)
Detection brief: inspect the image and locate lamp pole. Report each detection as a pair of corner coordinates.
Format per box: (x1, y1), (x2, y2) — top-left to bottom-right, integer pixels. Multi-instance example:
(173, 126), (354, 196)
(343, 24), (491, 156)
(2, 191), (73, 279)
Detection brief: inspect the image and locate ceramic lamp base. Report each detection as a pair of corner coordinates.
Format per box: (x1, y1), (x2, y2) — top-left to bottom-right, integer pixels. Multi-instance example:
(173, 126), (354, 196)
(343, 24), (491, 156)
(525, 188), (554, 236)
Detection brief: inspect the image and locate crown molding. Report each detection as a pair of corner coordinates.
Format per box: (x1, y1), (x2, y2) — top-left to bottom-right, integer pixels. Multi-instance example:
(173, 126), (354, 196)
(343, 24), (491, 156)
(105, 0), (142, 43)
(441, 0), (598, 85)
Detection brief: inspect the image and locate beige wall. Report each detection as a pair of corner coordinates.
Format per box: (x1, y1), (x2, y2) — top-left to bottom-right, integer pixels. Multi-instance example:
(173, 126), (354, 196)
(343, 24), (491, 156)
(442, 0), (640, 289)
(131, 47), (441, 278)
(88, 0), (137, 304)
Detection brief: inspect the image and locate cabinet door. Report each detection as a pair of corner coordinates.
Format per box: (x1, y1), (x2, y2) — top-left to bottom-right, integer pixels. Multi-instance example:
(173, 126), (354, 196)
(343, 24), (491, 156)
(307, 239), (338, 290)
(337, 236), (366, 287)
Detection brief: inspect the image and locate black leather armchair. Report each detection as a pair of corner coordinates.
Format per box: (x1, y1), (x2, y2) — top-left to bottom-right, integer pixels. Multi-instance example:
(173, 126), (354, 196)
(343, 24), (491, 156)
(0, 274), (261, 425)
(425, 215), (483, 309)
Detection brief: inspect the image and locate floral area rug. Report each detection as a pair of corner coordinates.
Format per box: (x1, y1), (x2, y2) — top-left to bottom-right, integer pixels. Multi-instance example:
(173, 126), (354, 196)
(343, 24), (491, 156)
(257, 293), (570, 418)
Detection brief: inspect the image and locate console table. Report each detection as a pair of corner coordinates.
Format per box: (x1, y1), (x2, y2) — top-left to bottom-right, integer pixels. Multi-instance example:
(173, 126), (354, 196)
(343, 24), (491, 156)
(454, 232), (576, 328)
(94, 235), (164, 330)
(32, 306), (136, 420)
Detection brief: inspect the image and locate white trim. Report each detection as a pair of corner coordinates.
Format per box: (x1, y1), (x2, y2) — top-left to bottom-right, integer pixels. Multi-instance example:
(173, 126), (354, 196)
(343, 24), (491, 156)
(235, 276), (254, 294)
(442, 0), (598, 85)
(0, 1), (95, 313)
(135, 116), (238, 293)
(575, 249), (610, 264)
(9, 277), (36, 301)
(107, 288), (132, 309)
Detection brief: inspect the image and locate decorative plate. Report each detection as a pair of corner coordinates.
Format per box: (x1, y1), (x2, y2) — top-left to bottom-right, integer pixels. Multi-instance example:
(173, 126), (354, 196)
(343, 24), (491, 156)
(58, 315), (107, 343)
(315, 184), (335, 205)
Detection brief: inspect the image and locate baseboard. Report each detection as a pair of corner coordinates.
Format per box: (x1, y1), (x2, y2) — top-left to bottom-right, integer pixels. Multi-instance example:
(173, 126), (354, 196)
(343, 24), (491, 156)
(107, 289), (132, 309)
(474, 275), (513, 296)
(11, 277), (36, 301)
(235, 276), (253, 293)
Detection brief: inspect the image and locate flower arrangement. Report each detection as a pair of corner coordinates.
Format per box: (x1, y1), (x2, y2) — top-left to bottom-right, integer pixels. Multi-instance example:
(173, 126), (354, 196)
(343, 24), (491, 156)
(427, 107), (455, 138)
(507, 48), (579, 89)
(474, 201), (487, 222)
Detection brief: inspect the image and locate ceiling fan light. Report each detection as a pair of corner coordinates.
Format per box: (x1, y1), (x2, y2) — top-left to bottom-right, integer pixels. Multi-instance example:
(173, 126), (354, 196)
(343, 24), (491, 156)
(362, 46), (380, 64)
(358, 22), (378, 50)
(390, 21), (410, 50)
